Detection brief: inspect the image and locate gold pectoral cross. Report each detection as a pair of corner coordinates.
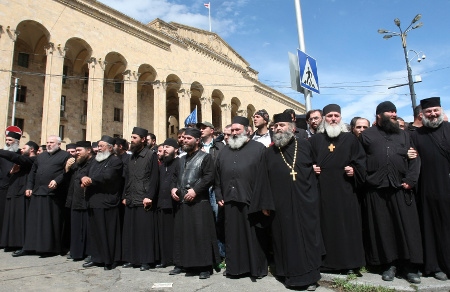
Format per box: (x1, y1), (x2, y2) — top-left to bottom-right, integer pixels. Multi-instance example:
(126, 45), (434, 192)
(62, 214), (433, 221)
(328, 143), (335, 152)
(290, 169), (297, 181)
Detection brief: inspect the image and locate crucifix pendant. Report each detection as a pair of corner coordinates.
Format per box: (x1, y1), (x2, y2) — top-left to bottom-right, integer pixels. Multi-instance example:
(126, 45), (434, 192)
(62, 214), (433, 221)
(328, 143), (335, 152)
(290, 169), (297, 181)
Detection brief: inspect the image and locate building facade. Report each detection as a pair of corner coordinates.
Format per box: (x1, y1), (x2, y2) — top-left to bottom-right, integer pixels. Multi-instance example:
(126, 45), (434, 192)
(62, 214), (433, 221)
(0, 0), (305, 146)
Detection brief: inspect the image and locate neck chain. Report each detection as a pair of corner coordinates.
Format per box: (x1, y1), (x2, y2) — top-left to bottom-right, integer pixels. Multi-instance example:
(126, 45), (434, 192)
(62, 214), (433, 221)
(278, 138), (298, 181)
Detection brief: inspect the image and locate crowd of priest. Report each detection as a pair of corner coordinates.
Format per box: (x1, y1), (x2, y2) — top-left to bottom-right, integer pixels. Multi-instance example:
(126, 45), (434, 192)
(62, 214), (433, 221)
(0, 96), (449, 291)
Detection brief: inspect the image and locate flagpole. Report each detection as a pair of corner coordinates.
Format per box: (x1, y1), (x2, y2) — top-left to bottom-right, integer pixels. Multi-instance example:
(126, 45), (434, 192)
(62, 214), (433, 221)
(208, 2), (211, 32)
(195, 105), (198, 122)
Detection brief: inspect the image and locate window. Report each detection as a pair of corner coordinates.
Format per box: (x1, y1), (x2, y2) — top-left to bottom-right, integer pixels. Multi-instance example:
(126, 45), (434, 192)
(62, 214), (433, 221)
(18, 53), (29, 68)
(14, 118), (24, 132)
(114, 81), (122, 93)
(59, 125), (65, 139)
(84, 72), (89, 84)
(114, 108), (122, 122)
(82, 129), (86, 141)
(17, 86), (27, 103)
(82, 100), (88, 115)
(60, 95), (66, 118)
(62, 65), (68, 84)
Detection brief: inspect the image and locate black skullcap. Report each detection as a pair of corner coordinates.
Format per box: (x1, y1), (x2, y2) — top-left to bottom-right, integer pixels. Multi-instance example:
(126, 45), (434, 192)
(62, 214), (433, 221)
(420, 97), (441, 109)
(376, 101), (396, 114)
(184, 128), (201, 139)
(273, 113), (293, 123)
(163, 138), (179, 149)
(132, 127), (148, 138)
(114, 138), (127, 148)
(255, 109), (270, 122)
(76, 141), (92, 148)
(91, 141), (98, 148)
(66, 143), (76, 150)
(232, 116), (249, 127)
(323, 104), (341, 116)
(100, 135), (115, 145)
(25, 141), (39, 152)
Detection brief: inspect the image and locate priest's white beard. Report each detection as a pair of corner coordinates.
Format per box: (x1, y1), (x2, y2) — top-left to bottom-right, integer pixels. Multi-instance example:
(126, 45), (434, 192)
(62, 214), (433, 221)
(422, 114), (444, 128)
(95, 151), (111, 162)
(47, 145), (60, 154)
(273, 131), (294, 147)
(317, 121), (348, 138)
(4, 141), (19, 152)
(228, 133), (248, 149)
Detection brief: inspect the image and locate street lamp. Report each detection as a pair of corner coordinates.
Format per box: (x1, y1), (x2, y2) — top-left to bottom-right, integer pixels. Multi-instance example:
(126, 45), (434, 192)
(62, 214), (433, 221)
(378, 14), (423, 114)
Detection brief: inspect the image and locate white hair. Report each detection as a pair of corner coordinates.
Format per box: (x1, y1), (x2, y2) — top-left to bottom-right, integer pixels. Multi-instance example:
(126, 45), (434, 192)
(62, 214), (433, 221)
(48, 135), (62, 143)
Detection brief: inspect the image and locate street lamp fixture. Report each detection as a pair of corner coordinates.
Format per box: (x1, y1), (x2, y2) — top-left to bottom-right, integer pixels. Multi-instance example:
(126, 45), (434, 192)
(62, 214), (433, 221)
(378, 14), (424, 114)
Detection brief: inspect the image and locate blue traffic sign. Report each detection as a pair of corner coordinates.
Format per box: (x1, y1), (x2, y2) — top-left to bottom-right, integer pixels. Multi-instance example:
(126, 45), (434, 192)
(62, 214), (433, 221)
(298, 50), (320, 94)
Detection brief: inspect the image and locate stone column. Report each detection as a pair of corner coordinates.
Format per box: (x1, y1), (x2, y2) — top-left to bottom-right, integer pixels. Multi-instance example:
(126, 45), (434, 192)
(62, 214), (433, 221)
(122, 70), (138, 137)
(221, 104), (231, 129)
(178, 87), (190, 128)
(86, 59), (105, 141)
(200, 96), (212, 123)
(152, 82), (167, 142)
(41, 43), (65, 143)
(0, 28), (16, 141)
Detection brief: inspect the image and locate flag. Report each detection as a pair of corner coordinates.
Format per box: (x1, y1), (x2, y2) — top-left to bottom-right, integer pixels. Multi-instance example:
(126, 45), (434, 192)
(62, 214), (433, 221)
(184, 107), (197, 126)
(204, 2), (210, 9)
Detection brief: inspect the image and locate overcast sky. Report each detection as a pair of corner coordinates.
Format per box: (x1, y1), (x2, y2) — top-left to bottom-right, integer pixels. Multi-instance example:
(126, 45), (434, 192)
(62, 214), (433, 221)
(98, 0), (450, 122)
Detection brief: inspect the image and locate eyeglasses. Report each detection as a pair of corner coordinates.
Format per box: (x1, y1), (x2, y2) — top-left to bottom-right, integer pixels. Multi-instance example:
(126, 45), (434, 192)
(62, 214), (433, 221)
(308, 117), (321, 122)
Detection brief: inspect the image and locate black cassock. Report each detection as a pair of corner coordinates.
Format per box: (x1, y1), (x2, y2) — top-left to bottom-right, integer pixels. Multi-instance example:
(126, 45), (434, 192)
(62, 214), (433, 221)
(309, 132), (366, 271)
(215, 140), (274, 278)
(411, 122), (450, 275)
(0, 155), (14, 237)
(266, 137), (324, 287)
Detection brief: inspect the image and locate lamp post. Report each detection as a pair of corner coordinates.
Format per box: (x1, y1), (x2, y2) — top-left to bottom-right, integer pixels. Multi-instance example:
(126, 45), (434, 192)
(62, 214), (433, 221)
(378, 14), (423, 114)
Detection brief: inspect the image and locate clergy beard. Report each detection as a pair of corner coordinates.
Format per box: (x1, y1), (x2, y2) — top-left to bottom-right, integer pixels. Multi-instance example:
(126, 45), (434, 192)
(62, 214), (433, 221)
(422, 114), (444, 128)
(273, 131), (294, 147)
(95, 151), (111, 162)
(182, 143), (195, 153)
(228, 133), (248, 149)
(4, 141), (19, 152)
(129, 141), (144, 153)
(378, 114), (400, 134)
(163, 151), (176, 163)
(77, 155), (88, 165)
(318, 121), (347, 138)
(47, 145), (60, 154)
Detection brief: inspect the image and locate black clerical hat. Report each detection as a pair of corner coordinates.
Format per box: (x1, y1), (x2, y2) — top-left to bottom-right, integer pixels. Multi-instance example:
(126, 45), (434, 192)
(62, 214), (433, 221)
(323, 104), (341, 116)
(420, 97), (441, 109)
(26, 141), (39, 152)
(232, 116), (249, 127)
(114, 138), (127, 147)
(163, 138), (179, 149)
(100, 135), (115, 145)
(184, 128), (201, 139)
(273, 113), (292, 123)
(376, 101), (396, 114)
(132, 127), (148, 138)
(66, 143), (76, 150)
(76, 141), (92, 148)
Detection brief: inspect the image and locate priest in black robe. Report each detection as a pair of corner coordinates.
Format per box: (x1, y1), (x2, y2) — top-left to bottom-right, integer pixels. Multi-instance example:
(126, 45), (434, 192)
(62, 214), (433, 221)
(82, 135), (123, 270)
(122, 127), (159, 271)
(215, 116), (274, 279)
(0, 141), (37, 251)
(360, 101), (422, 284)
(170, 128), (220, 279)
(16, 135), (71, 256)
(309, 104), (366, 274)
(156, 138), (179, 268)
(410, 97), (450, 281)
(265, 113), (323, 290)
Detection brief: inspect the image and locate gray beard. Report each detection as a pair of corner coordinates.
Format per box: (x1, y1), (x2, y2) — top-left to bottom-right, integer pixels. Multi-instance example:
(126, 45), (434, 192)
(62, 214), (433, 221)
(228, 133), (248, 149)
(47, 145), (60, 154)
(4, 142), (19, 152)
(95, 151), (111, 162)
(422, 114), (444, 128)
(318, 121), (347, 138)
(273, 131), (294, 147)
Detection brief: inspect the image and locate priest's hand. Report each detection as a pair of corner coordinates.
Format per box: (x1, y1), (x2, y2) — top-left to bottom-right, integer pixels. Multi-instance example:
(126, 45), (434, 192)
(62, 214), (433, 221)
(184, 188), (196, 202)
(171, 188), (180, 201)
(81, 176), (92, 187)
(65, 157), (76, 172)
(143, 198), (152, 208)
(313, 164), (321, 174)
(25, 190), (32, 197)
(48, 180), (58, 189)
(262, 209), (270, 216)
(10, 164), (20, 174)
(407, 147), (418, 159)
(344, 166), (354, 177)
(122, 199), (127, 205)
(402, 182), (412, 190)
(218, 200), (224, 207)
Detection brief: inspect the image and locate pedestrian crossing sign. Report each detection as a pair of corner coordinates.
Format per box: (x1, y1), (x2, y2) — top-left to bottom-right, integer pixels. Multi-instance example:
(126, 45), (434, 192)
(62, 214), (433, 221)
(298, 50), (320, 94)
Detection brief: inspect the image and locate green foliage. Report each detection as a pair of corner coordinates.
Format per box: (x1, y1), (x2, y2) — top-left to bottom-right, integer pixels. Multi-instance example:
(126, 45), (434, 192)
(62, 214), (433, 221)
(332, 277), (396, 292)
